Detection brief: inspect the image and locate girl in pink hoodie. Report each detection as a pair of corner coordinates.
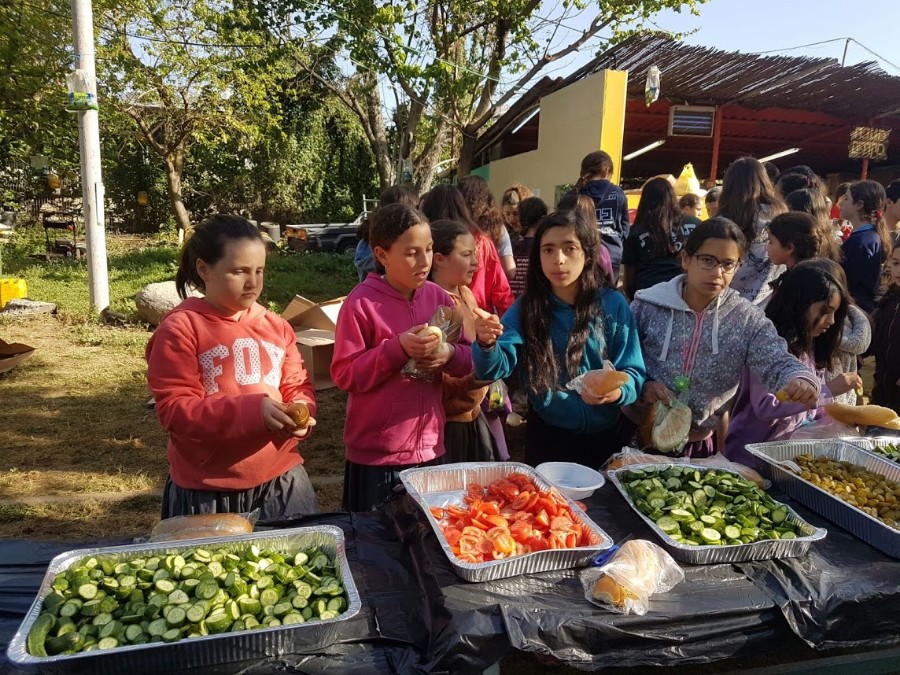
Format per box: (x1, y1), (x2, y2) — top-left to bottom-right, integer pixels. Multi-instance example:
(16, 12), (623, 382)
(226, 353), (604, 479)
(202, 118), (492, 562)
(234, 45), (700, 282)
(331, 204), (473, 512)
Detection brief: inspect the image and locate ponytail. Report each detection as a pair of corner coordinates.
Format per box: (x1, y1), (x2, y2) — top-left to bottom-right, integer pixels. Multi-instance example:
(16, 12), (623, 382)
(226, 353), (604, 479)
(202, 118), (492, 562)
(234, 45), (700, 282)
(576, 151), (614, 192)
(175, 215), (262, 299)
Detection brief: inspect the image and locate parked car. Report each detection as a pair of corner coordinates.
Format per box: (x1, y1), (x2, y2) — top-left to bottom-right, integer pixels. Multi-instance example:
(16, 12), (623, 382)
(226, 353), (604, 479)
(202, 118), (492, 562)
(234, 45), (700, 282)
(286, 212), (365, 255)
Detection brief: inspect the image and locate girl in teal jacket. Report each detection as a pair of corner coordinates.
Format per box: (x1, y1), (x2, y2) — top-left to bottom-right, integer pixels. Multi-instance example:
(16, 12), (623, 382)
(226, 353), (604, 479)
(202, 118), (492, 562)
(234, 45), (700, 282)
(473, 209), (646, 468)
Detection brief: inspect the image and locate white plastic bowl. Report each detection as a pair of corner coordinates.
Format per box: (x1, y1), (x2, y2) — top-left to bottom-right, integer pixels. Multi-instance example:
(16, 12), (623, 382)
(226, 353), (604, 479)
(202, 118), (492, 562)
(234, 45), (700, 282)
(535, 462), (606, 500)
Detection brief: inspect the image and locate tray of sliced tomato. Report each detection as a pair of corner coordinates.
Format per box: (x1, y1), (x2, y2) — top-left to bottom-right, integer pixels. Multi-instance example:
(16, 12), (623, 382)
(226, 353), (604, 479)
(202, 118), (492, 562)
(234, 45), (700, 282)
(399, 462), (614, 581)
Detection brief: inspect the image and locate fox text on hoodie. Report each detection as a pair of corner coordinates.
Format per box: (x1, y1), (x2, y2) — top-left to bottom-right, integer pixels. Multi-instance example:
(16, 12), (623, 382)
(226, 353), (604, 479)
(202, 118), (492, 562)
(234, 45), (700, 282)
(146, 299), (316, 491)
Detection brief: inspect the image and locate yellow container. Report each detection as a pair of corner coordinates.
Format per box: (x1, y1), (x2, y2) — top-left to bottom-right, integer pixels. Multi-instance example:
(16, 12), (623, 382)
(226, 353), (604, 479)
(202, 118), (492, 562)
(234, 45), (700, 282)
(0, 277), (27, 308)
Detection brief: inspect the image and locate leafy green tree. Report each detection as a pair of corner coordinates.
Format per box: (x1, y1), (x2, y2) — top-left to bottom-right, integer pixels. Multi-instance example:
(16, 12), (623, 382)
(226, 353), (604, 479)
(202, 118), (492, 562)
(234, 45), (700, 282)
(255, 0), (706, 189)
(0, 0), (79, 195)
(97, 0), (290, 235)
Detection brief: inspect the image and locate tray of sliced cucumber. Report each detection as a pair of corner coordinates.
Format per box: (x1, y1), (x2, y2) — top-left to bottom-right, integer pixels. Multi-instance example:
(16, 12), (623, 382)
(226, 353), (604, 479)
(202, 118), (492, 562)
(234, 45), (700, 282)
(5, 525), (361, 674)
(608, 464), (826, 564)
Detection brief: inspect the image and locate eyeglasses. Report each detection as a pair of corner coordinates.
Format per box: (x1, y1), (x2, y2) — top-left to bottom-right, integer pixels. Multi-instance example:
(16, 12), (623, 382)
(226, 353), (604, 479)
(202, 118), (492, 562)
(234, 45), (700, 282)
(692, 254), (740, 273)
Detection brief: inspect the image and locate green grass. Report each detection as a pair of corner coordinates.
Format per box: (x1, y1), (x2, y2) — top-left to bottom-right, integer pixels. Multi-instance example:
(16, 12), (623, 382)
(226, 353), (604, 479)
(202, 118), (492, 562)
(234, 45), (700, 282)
(1, 228), (357, 323)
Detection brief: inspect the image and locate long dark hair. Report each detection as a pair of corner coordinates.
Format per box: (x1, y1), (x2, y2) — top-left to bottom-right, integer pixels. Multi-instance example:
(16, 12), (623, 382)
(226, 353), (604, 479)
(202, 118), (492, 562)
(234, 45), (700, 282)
(176, 215), (262, 299)
(769, 211), (828, 263)
(575, 151), (614, 190)
(718, 157), (786, 245)
(633, 177), (682, 257)
(420, 184), (479, 234)
(847, 180), (890, 259)
(783, 189), (841, 261)
(458, 175), (505, 243)
(521, 209), (603, 394)
(765, 260), (848, 369)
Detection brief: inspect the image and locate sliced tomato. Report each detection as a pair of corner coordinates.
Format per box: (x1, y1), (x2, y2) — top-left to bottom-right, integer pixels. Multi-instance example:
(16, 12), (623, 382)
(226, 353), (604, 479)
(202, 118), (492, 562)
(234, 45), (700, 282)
(525, 492), (541, 512)
(430, 506), (445, 520)
(510, 491), (530, 511)
(509, 520), (532, 543)
(550, 515), (574, 531)
(537, 496), (558, 517)
(446, 504), (468, 519)
(480, 500), (501, 516)
(479, 538), (496, 554)
(534, 509), (550, 529)
(500, 484), (520, 501)
(470, 516), (492, 531)
(443, 527), (462, 547)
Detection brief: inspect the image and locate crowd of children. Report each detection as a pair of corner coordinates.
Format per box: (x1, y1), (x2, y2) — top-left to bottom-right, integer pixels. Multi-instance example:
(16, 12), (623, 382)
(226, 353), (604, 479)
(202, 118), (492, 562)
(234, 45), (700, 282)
(146, 153), (900, 519)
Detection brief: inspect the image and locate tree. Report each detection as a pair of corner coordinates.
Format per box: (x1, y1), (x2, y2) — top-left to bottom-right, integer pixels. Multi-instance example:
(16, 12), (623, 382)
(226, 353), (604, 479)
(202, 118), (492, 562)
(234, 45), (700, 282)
(253, 0), (706, 191)
(98, 0), (290, 235)
(0, 0), (80, 190)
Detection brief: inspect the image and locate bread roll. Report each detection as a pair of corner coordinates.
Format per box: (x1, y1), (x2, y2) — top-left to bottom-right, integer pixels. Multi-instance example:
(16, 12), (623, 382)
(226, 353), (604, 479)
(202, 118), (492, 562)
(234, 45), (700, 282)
(418, 325), (444, 341)
(286, 401), (310, 428)
(591, 540), (663, 608)
(583, 370), (629, 397)
(149, 513), (253, 542)
(824, 402), (899, 428)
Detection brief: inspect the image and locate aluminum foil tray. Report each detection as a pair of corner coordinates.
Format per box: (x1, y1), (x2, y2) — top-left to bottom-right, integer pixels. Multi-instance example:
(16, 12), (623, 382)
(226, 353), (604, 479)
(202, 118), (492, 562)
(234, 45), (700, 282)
(399, 462), (614, 582)
(6, 525), (362, 674)
(746, 438), (900, 559)
(608, 463), (826, 565)
(845, 436), (900, 467)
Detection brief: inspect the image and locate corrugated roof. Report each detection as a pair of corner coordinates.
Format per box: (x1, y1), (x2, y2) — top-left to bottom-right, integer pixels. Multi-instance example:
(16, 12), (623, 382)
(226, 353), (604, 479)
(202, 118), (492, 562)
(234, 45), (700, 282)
(475, 33), (900, 157)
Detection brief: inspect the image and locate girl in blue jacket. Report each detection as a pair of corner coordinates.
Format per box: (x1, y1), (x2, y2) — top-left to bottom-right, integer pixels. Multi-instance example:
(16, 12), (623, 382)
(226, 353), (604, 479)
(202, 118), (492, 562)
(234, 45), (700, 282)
(473, 209), (646, 468)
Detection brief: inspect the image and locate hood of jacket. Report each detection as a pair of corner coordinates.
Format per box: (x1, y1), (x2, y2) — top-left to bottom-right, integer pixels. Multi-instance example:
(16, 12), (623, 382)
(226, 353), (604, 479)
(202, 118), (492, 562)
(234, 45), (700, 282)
(632, 275), (746, 361)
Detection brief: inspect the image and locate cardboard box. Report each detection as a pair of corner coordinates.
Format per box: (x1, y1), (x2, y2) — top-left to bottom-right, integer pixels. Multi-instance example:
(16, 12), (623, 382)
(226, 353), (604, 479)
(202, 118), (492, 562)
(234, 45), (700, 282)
(0, 339), (35, 375)
(282, 295), (345, 390)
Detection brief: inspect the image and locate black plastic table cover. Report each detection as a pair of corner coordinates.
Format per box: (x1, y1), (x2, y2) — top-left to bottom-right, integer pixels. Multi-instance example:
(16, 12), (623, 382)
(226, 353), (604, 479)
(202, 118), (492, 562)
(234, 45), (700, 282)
(3, 482), (900, 674)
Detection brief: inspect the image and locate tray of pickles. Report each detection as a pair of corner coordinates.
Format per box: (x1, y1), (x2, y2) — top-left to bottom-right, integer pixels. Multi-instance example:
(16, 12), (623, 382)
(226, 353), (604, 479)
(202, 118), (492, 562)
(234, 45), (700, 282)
(747, 439), (900, 559)
(5, 525), (361, 674)
(608, 464), (826, 564)
(846, 437), (900, 466)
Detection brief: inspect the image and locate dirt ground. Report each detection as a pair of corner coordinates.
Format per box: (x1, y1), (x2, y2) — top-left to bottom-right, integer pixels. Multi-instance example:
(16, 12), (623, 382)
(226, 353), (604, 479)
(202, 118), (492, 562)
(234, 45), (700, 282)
(0, 315), (350, 539)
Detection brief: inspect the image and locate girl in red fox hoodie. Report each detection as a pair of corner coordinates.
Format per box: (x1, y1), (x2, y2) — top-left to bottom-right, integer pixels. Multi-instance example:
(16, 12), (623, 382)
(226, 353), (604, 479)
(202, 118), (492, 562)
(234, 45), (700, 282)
(146, 215), (318, 522)
(332, 204), (474, 512)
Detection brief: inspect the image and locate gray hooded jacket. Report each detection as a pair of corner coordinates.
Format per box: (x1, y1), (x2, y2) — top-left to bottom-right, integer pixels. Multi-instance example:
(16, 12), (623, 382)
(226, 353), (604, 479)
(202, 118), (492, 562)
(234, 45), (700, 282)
(825, 304), (872, 405)
(630, 275), (817, 431)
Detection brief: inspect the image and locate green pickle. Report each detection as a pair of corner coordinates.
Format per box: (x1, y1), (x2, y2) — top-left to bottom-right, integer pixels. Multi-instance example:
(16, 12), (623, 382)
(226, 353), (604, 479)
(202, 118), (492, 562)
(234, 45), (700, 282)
(25, 542), (351, 657)
(621, 466), (804, 547)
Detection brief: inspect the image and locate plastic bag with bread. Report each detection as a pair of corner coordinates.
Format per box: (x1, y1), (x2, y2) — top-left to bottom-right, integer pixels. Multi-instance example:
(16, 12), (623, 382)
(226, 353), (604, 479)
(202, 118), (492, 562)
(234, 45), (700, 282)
(580, 539), (684, 615)
(148, 510), (259, 542)
(402, 305), (464, 381)
(566, 362), (629, 398)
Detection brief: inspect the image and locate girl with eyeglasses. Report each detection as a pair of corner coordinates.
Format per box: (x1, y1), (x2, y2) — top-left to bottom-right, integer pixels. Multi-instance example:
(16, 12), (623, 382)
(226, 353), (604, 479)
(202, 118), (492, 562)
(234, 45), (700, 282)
(628, 218), (819, 458)
(726, 262), (860, 463)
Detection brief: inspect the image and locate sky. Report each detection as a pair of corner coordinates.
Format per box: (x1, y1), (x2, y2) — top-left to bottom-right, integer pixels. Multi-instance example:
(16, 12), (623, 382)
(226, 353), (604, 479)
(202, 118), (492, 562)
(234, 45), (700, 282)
(552, 0), (900, 82)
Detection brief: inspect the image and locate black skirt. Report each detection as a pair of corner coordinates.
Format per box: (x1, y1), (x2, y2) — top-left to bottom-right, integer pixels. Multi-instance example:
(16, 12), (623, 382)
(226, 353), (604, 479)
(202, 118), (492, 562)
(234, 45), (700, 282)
(161, 463), (319, 524)
(343, 455), (445, 513)
(444, 414), (499, 463)
(524, 408), (626, 469)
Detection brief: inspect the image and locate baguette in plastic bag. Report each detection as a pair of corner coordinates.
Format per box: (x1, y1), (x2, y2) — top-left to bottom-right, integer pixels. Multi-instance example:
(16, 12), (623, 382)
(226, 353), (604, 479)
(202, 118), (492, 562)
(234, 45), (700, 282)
(149, 510), (259, 542)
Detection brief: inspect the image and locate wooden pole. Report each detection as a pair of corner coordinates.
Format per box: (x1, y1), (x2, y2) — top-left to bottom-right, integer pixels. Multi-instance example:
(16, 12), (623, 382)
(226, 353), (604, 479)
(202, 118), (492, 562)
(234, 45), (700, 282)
(708, 105), (725, 186)
(861, 158), (869, 180)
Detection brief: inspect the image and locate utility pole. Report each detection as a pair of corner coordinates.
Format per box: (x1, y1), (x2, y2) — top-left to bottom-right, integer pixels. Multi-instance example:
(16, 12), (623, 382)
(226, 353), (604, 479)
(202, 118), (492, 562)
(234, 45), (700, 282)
(71, 0), (110, 314)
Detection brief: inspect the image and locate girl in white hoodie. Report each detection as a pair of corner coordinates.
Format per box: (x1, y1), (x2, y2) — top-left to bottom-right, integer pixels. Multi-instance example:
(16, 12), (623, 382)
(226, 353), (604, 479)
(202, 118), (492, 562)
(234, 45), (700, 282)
(629, 218), (819, 458)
